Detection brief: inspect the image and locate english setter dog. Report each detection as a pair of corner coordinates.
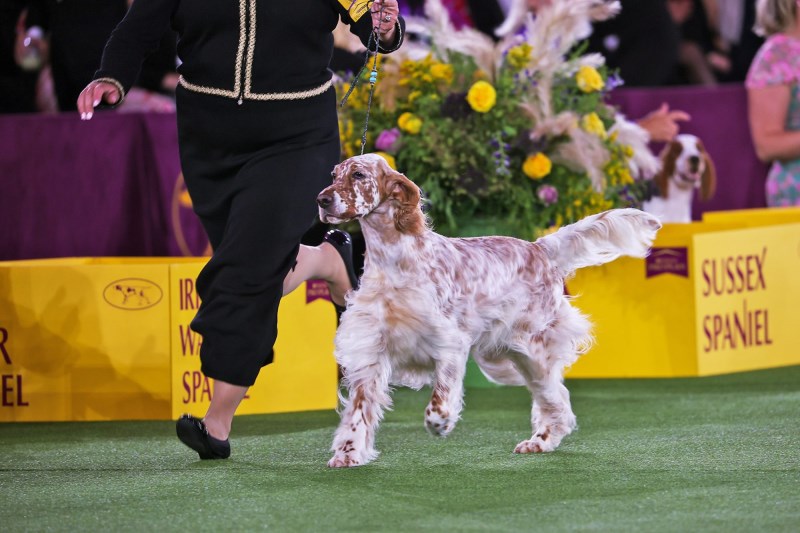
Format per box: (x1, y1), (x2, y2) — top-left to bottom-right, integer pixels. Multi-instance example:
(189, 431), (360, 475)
(317, 154), (661, 468)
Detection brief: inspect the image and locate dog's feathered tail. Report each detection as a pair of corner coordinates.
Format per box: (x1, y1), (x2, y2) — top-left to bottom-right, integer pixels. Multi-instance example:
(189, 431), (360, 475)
(538, 208), (661, 277)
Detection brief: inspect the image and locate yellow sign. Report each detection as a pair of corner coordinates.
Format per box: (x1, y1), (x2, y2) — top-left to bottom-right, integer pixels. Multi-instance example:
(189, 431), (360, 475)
(0, 258), (174, 421)
(0, 258), (338, 422)
(566, 224), (705, 378)
(169, 263), (339, 419)
(693, 223), (800, 375)
(562, 212), (800, 379)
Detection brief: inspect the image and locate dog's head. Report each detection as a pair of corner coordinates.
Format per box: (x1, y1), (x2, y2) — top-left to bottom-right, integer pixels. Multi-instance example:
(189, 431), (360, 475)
(653, 134), (716, 201)
(317, 154), (426, 235)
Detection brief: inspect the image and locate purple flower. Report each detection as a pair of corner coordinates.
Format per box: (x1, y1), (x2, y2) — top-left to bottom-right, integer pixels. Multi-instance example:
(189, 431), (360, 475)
(606, 73), (625, 91)
(537, 184), (558, 205)
(375, 128), (401, 153)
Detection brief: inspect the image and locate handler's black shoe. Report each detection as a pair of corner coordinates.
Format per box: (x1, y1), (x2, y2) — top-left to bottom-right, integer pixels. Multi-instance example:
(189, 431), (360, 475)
(323, 229), (360, 319)
(176, 414), (231, 460)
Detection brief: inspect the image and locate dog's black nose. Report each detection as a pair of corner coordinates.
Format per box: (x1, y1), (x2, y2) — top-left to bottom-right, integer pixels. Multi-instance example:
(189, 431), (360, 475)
(688, 155), (700, 170)
(317, 193), (332, 208)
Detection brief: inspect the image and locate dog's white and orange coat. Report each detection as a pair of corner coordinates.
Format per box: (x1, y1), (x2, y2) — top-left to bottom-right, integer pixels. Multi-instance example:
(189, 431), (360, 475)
(317, 154), (661, 467)
(642, 134), (717, 223)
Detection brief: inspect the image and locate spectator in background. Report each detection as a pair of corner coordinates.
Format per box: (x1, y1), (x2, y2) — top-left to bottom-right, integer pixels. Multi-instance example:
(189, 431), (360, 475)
(746, 0), (800, 206)
(708, 0), (764, 82)
(586, 0), (682, 87)
(15, 0), (178, 112)
(668, 0), (764, 85)
(466, 0), (509, 39)
(397, 0), (508, 39)
(666, 0), (719, 85)
(636, 102), (692, 142)
(0, 1), (37, 113)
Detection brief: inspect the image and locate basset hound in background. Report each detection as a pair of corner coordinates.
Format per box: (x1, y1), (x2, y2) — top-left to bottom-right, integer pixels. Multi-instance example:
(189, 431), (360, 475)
(643, 134), (717, 223)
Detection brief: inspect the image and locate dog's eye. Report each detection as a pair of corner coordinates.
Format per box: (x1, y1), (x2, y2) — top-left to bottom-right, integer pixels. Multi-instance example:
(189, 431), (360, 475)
(353, 171), (365, 180)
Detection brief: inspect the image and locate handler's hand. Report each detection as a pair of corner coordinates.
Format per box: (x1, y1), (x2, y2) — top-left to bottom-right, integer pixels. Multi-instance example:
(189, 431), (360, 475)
(370, 0), (399, 43)
(77, 80), (122, 120)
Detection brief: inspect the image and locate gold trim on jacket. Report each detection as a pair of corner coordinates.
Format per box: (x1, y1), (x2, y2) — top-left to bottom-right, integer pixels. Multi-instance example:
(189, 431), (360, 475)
(178, 0), (333, 103)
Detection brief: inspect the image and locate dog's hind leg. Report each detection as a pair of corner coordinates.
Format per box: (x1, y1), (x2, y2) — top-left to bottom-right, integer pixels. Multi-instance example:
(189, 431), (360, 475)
(424, 355), (468, 437)
(328, 361), (391, 468)
(511, 309), (590, 453)
(508, 343), (582, 453)
(510, 352), (576, 453)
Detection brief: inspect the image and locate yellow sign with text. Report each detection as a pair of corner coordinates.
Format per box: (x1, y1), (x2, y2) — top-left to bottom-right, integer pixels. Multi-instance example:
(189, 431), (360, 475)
(0, 258), (338, 422)
(563, 216), (800, 378)
(169, 263), (338, 419)
(693, 223), (800, 375)
(0, 258), (174, 421)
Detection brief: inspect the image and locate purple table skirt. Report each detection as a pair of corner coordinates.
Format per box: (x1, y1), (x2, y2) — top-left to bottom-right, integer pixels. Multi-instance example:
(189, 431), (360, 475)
(0, 112), (208, 260)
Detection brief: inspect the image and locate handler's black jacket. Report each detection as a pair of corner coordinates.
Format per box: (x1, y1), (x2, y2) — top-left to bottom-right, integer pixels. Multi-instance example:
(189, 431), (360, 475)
(95, 0), (404, 102)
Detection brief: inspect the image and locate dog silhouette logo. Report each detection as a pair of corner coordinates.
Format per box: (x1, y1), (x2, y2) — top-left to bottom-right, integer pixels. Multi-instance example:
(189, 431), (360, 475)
(103, 278), (164, 310)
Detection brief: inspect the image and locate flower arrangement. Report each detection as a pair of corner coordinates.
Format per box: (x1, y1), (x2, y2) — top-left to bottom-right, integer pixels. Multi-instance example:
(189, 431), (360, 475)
(335, 0), (658, 238)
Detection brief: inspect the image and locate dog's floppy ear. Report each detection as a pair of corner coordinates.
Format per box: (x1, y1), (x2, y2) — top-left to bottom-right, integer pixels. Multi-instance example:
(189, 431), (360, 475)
(697, 139), (717, 201)
(384, 167), (425, 235)
(653, 140), (682, 199)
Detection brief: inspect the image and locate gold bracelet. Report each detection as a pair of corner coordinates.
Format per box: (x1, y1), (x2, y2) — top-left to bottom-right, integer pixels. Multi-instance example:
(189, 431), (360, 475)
(94, 77), (126, 106)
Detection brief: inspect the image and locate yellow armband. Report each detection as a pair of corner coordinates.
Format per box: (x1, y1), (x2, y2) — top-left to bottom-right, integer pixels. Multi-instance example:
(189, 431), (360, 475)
(339, 0), (372, 22)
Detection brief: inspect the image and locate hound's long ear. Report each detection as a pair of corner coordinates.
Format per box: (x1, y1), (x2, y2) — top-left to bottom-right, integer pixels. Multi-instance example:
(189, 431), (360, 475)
(385, 169), (425, 235)
(698, 140), (717, 201)
(654, 140), (681, 199)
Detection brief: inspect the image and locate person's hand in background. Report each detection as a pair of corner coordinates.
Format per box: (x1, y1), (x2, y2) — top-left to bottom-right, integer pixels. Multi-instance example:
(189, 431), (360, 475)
(637, 102), (692, 142)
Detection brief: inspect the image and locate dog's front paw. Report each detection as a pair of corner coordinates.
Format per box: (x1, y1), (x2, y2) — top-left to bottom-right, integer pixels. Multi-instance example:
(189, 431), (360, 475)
(328, 453), (362, 468)
(514, 433), (556, 454)
(327, 440), (377, 468)
(424, 406), (456, 437)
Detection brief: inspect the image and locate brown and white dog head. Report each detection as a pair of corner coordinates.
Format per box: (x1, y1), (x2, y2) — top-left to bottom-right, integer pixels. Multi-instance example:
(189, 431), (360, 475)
(317, 154), (426, 235)
(653, 134), (717, 201)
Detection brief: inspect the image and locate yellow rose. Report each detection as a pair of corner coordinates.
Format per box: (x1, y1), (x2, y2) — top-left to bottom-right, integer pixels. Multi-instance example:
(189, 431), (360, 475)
(575, 65), (604, 93)
(374, 152), (397, 170)
(522, 152), (552, 179)
(466, 81), (497, 113)
(397, 112), (423, 134)
(397, 112), (412, 129)
(581, 112), (607, 139)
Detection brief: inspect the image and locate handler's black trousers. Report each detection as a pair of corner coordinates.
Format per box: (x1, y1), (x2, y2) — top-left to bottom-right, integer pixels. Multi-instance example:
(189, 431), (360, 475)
(176, 85), (340, 387)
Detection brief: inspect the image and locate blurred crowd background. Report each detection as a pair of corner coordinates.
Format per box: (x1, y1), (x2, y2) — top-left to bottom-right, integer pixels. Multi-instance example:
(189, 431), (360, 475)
(0, 0), (764, 115)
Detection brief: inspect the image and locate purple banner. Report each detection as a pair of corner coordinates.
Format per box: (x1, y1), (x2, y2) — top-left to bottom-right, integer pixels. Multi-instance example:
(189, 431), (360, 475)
(306, 279), (332, 304)
(646, 247), (690, 278)
(0, 112), (208, 260)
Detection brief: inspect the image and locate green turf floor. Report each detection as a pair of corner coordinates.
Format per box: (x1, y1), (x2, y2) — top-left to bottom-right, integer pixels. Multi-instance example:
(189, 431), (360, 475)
(2, 366), (799, 532)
